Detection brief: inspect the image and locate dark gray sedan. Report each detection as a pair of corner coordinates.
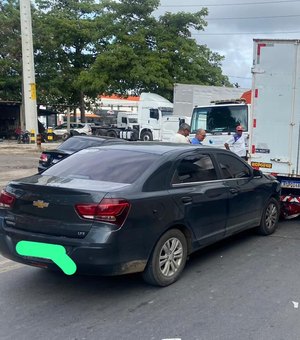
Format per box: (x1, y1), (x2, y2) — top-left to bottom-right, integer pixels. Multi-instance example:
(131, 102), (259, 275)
(0, 143), (280, 286)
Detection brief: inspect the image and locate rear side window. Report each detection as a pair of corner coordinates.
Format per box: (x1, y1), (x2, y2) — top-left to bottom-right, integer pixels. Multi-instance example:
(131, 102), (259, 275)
(172, 154), (217, 184)
(143, 161), (173, 191)
(43, 149), (159, 184)
(58, 137), (104, 152)
(215, 153), (251, 179)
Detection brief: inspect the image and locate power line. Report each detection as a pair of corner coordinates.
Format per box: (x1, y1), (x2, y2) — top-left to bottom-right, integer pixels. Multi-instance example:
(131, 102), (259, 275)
(160, 0), (300, 7)
(207, 14), (300, 20)
(193, 30), (300, 35)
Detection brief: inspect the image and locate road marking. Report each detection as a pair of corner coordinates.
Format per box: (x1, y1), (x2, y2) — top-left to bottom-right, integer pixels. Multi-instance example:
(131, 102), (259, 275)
(0, 257), (24, 274)
(0, 258), (12, 265)
(0, 262), (24, 274)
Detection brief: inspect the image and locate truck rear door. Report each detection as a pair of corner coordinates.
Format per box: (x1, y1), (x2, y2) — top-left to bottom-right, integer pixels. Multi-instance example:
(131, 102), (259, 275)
(250, 39), (300, 176)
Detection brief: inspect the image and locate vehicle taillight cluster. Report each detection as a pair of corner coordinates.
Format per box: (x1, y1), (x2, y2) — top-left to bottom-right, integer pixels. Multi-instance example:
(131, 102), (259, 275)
(39, 153), (48, 162)
(75, 198), (131, 227)
(0, 190), (16, 209)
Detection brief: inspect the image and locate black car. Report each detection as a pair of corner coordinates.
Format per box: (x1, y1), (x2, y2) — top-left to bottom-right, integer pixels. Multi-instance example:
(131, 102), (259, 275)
(0, 144), (281, 286)
(38, 135), (126, 172)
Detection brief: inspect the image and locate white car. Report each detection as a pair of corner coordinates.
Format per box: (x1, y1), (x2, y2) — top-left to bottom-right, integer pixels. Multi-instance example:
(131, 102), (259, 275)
(52, 123), (92, 137)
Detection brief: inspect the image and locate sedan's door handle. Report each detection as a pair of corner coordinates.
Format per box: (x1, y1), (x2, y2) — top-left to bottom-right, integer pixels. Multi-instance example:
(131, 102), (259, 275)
(181, 196), (192, 204)
(229, 188), (239, 194)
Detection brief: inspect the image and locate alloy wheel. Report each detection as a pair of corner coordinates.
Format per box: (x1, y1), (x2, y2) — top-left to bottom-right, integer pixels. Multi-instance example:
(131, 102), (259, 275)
(159, 237), (183, 277)
(265, 202), (278, 229)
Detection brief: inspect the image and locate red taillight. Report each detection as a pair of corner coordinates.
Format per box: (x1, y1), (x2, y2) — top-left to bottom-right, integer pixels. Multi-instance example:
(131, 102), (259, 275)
(0, 190), (16, 209)
(75, 198), (131, 227)
(40, 153), (48, 162)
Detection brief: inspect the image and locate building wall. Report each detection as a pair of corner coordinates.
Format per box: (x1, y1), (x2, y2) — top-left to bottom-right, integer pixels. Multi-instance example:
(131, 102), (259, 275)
(0, 102), (21, 139)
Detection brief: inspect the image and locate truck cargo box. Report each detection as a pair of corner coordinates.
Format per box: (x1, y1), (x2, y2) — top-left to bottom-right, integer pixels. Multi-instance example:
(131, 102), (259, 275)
(249, 39), (300, 180)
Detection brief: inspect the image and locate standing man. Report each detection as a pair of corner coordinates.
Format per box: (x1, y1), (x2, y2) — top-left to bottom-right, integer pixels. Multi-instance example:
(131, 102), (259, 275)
(224, 125), (247, 160)
(191, 129), (206, 145)
(171, 123), (191, 143)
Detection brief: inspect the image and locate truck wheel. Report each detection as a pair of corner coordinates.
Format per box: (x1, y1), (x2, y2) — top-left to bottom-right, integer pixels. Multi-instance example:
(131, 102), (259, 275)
(142, 229), (187, 287)
(131, 130), (139, 141)
(95, 129), (106, 136)
(107, 130), (118, 138)
(141, 131), (153, 141)
(256, 198), (280, 235)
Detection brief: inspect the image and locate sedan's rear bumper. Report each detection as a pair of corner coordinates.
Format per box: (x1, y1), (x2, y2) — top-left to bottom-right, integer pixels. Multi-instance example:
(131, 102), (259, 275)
(0, 220), (147, 276)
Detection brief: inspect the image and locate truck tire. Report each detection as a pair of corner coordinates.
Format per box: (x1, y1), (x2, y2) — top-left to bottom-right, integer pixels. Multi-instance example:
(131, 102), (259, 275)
(97, 129), (108, 136)
(131, 129), (139, 141)
(141, 131), (153, 141)
(107, 130), (118, 138)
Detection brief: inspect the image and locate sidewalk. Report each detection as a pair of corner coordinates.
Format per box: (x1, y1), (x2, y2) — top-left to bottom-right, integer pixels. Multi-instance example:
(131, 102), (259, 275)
(0, 140), (61, 154)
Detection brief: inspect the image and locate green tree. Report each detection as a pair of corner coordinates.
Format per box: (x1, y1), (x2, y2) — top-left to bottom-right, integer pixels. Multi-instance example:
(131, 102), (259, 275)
(79, 0), (231, 100)
(33, 0), (107, 121)
(0, 0), (231, 115)
(0, 0), (22, 101)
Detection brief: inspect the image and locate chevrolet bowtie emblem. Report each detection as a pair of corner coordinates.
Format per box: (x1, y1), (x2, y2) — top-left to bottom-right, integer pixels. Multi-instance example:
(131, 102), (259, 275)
(33, 200), (49, 209)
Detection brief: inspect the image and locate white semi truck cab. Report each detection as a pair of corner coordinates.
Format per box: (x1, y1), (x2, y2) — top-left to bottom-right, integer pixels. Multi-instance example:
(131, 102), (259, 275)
(190, 99), (251, 149)
(93, 92), (183, 142)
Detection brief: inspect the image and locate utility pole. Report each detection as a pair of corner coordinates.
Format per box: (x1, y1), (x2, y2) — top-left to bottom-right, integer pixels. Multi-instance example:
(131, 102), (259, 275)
(20, 0), (38, 142)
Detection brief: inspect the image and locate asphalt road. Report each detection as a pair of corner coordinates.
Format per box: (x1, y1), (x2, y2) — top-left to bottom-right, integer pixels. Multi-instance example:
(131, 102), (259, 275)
(1, 220), (300, 340)
(1, 146), (300, 340)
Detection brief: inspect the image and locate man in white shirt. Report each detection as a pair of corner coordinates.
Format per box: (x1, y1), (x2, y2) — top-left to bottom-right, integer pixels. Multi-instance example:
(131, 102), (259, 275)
(171, 123), (191, 143)
(224, 125), (247, 160)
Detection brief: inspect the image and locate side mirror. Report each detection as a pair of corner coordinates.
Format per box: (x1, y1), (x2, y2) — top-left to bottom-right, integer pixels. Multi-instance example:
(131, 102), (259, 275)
(253, 168), (263, 177)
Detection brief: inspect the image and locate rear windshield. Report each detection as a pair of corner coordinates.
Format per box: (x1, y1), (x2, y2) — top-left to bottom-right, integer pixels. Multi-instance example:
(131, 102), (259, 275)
(43, 148), (159, 184)
(58, 137), (104, 152)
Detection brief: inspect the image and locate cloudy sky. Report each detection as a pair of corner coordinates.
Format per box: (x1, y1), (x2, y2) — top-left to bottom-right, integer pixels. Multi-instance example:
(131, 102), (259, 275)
(157, 0), (300, 89)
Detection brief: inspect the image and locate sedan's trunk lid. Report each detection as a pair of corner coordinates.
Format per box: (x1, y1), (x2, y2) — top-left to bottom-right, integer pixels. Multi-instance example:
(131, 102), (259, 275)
(4, 175), (130, 238)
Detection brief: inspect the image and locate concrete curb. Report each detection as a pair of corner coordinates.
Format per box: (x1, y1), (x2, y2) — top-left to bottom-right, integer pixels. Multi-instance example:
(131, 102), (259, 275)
(0, 142), (61, 153)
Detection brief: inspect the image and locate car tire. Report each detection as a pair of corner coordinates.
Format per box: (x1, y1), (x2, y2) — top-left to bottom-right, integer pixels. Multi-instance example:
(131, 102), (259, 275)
(141, 131), (153, 141)
(142, 229), (187, 287)
(257, 197), (280, 235)
(70, 130), (80, 136)
(62, 132), (70, 141)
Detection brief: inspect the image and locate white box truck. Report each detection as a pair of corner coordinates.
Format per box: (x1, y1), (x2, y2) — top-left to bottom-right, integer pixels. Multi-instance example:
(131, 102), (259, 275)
(173, 83), (248, 116)
(182, 84), (251, 150)
(249, 39), (300, 218)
